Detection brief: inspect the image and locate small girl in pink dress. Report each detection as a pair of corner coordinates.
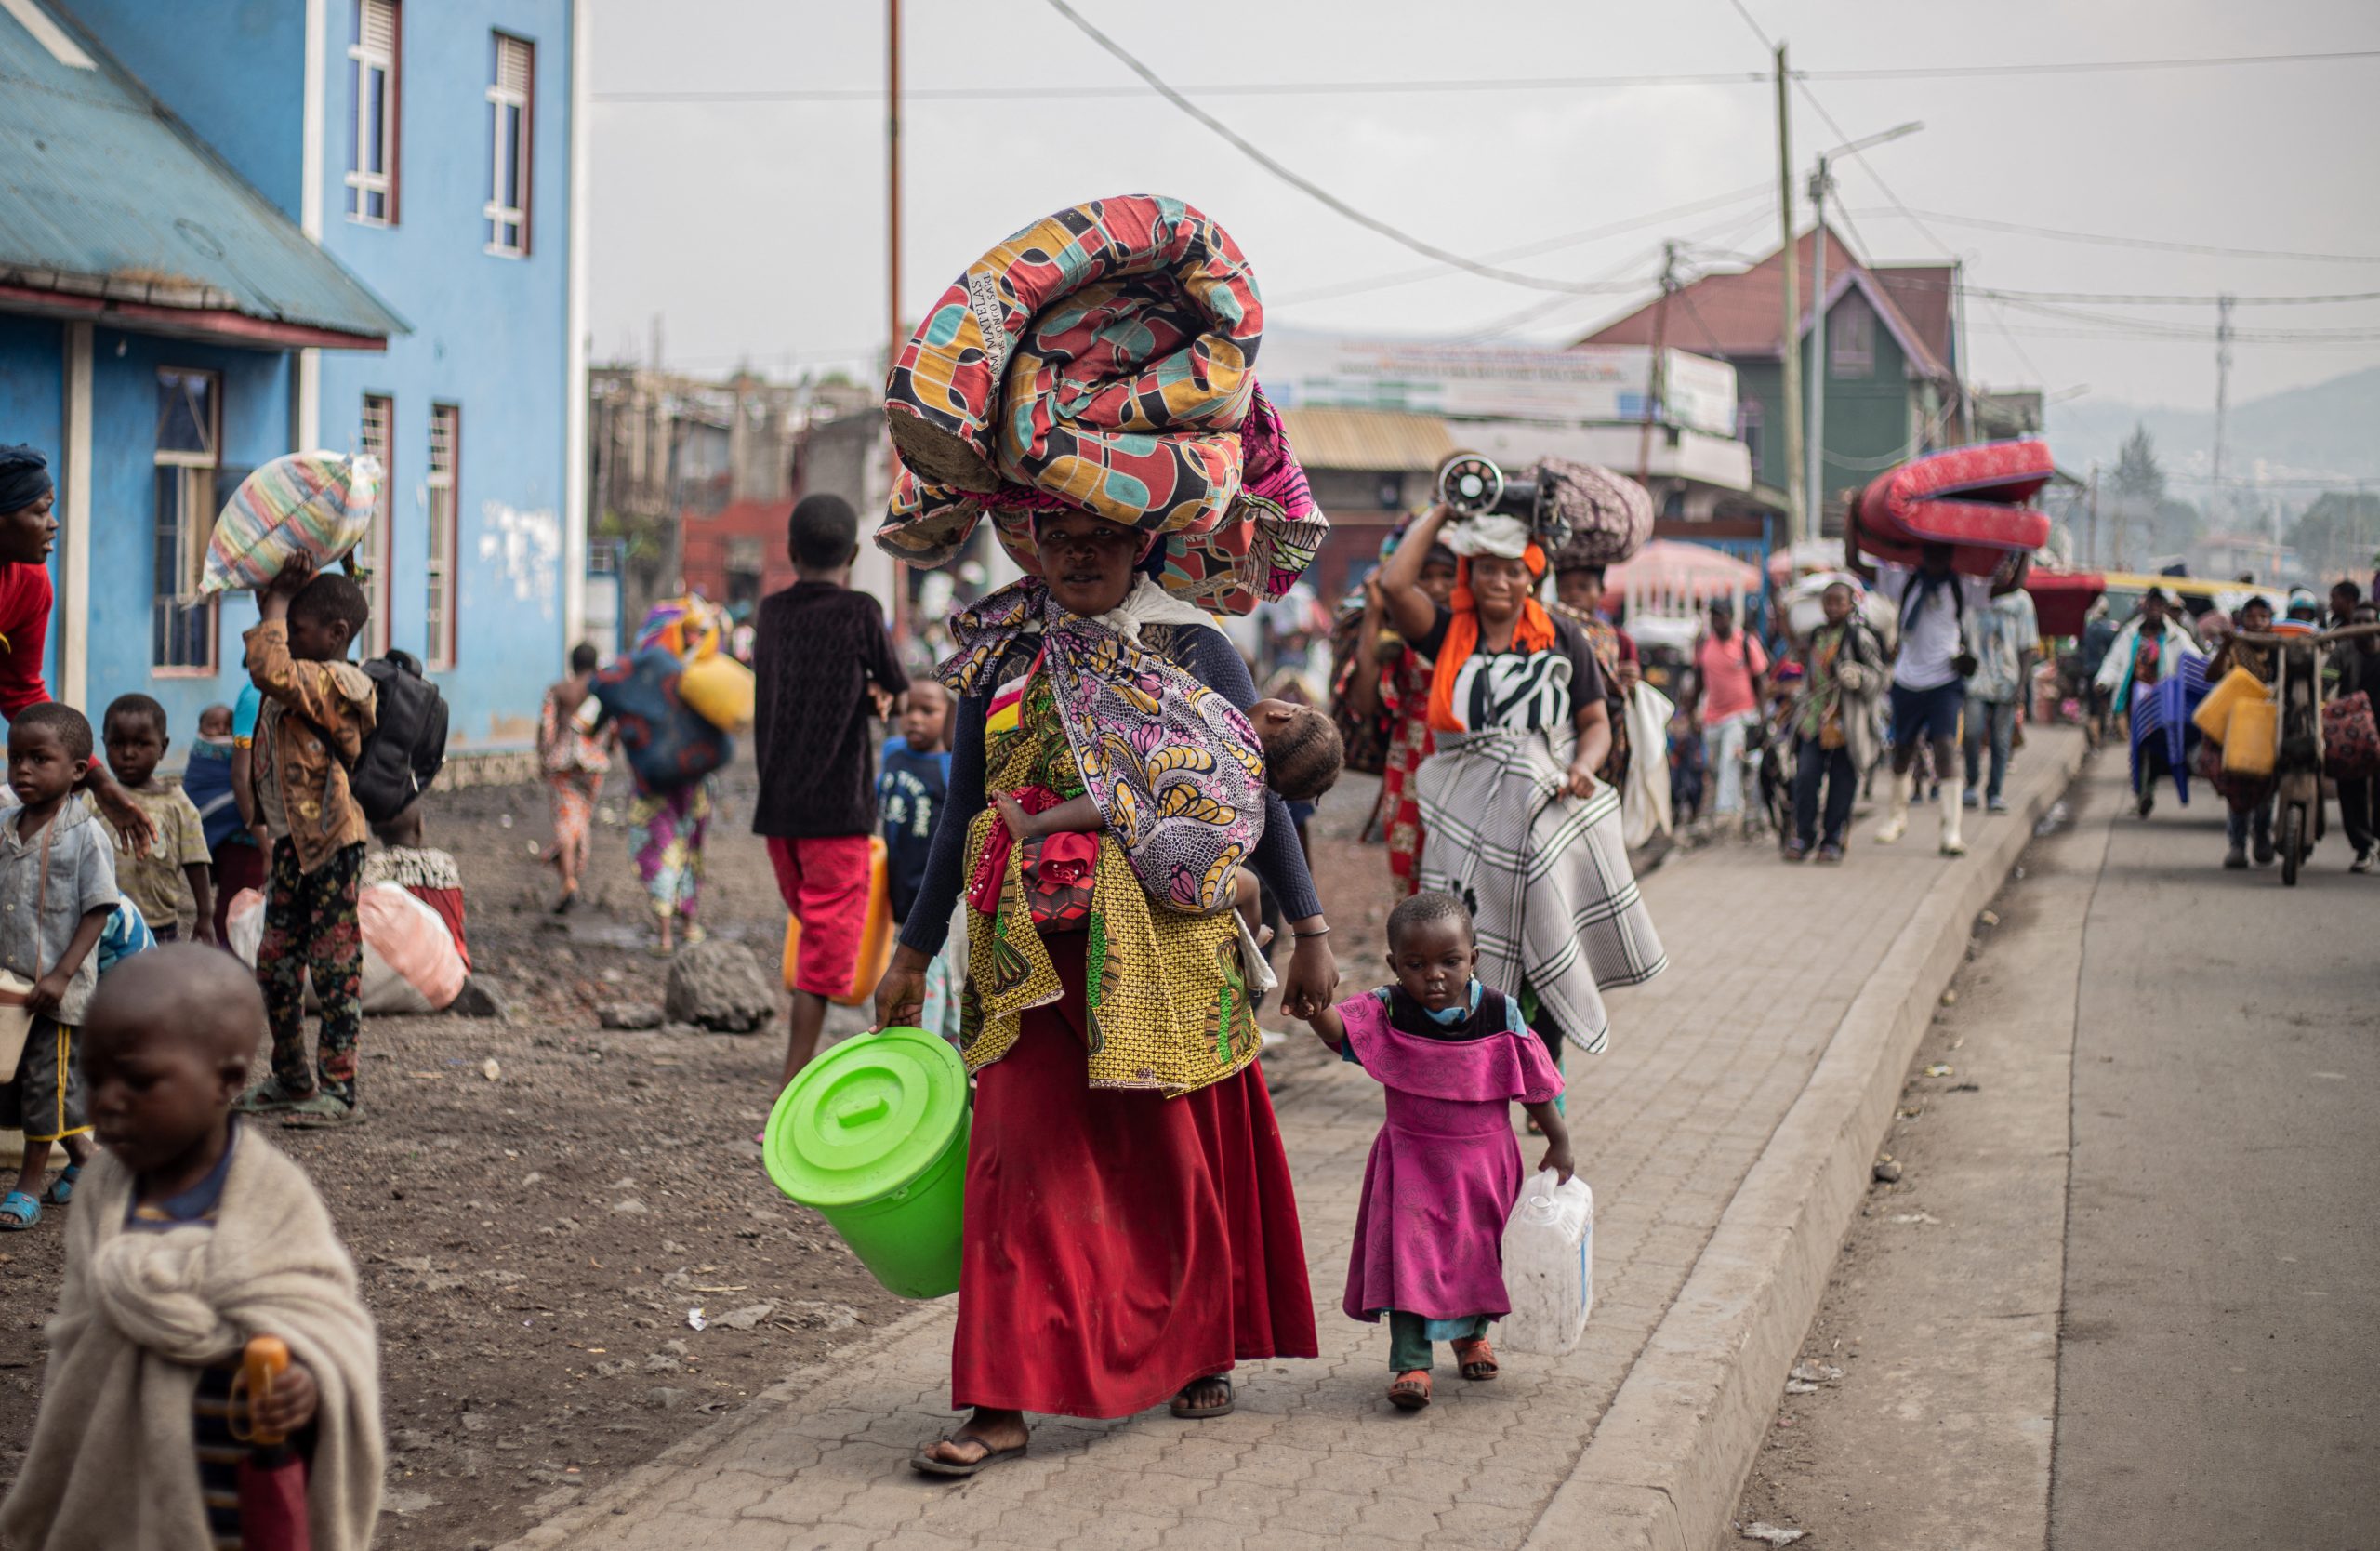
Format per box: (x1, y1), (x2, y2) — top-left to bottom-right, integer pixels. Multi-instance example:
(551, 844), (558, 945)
(1310, 891), (1574, 1410)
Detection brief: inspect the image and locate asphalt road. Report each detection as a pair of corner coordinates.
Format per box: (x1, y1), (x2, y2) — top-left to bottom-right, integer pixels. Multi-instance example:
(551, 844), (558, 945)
(2053, 770), (2379, 1549)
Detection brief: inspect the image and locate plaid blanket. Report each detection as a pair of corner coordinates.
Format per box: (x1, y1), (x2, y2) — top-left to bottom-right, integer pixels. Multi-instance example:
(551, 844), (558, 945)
(1415, 728), (1666, 1054)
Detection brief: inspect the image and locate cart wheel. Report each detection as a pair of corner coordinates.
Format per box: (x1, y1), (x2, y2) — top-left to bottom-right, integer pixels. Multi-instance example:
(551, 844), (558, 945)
(2281, 803), (2303, 887)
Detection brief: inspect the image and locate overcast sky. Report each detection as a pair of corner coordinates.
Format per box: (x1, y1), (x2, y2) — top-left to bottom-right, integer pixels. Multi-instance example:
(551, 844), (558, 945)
(587, 0), (2380, 416)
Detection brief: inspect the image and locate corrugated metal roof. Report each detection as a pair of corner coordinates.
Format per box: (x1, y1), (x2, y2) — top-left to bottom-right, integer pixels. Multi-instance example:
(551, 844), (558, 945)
(1277, 407), (1454, 472)
(0, 0), (406, 342)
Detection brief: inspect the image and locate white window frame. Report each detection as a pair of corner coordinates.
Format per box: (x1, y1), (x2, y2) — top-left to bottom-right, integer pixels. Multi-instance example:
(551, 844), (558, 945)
(346, 0), (399, 225)
(358, 393), (394, 655)
(152, 367), (221, 676)
(426, 404), (459, 669)
(484, 33), (533, 257)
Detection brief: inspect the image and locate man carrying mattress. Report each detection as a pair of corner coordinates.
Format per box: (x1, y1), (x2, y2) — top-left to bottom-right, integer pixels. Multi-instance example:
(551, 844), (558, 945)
(1845, 537), (2026, 856)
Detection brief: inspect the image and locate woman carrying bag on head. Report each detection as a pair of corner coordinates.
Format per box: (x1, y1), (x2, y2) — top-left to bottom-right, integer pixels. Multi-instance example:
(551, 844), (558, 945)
(872, 509), (1334, 1476)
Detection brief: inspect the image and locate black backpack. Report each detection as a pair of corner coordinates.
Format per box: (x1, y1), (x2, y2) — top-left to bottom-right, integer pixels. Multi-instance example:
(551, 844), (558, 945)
(333, 650), (449, 824)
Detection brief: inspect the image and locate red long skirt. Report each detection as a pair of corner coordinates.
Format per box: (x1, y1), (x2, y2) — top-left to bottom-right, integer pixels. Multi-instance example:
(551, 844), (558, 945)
(950, 933), (1318, 1419)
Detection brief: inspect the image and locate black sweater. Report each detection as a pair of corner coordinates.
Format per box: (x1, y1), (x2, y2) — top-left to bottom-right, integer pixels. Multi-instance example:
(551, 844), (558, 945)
(751, 581), (908, 839)
(895, 621), (1323, 955)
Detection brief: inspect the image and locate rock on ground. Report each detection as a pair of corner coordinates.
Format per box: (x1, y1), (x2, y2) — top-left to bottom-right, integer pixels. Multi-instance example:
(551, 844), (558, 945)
(663, 938), (777, 1032)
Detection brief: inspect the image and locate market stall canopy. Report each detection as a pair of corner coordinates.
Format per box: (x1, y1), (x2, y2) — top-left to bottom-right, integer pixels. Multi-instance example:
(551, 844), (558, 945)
(0, 0), (406, 350)
(1607, 539), (1763, 600)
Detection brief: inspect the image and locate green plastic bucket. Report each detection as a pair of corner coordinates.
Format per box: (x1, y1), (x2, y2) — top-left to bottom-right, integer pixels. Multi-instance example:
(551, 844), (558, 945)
(762, 1027), (970, 1299)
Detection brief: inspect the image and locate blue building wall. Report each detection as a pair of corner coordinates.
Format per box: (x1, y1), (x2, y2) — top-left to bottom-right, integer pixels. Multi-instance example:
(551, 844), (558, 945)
(0, 315), (65, 692)
(81, 330), (291, 741)
(66, 0), (306, 216)
(311, 0), (577, 749)
(47, 0), (578, 756)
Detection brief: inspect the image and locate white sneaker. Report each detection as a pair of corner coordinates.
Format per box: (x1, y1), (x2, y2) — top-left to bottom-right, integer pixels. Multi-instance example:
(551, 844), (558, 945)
(2354, 850), (2374, 875)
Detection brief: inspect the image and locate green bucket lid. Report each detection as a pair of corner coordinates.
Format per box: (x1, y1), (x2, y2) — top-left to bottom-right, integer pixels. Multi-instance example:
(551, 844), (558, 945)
(763, 1028), (969, 1210)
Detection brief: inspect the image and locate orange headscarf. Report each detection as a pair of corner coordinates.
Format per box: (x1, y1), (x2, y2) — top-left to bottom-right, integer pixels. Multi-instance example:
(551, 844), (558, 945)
(1427, 544), (1556, 734)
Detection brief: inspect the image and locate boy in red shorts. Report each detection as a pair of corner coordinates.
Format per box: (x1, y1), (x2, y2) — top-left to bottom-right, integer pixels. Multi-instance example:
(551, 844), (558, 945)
(752, 495), (907, 1095)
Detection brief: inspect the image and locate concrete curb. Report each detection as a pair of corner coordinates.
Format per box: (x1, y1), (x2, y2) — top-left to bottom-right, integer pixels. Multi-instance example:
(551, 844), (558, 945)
(1525, 729), (2088, 1551)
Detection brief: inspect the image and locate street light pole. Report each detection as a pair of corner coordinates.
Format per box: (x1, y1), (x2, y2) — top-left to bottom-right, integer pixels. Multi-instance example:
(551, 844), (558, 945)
(1773, 43), (1804, 545)
(1805, 153), (1831, 538)
(1801, 120), (1922, 538)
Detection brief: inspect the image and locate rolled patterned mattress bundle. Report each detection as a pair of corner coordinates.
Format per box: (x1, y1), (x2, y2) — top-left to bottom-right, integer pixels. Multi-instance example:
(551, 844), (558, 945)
(876, 194), (1326, 616)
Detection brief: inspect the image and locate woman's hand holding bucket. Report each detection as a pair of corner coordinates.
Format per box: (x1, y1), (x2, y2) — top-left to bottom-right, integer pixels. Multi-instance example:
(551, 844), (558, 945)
(869, 944), (933, 1034)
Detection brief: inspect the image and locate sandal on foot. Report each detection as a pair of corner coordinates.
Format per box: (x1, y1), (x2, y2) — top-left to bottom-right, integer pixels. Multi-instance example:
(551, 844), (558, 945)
(42, 1164), (79, 1206)
(280, 1093), (361, 1129)
(0, 1191), (40, 1231)
(1452, 1337), (1499, 1381)
(233, 1077), (311, 1115)
(910, 1432), (1028, 1478)
(1170, 1375), (1234, 1419)
(1387, 1371), (1432, 1411)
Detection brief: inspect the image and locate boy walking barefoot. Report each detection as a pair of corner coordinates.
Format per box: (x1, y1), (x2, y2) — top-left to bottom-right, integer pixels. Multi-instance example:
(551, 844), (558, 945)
(753, 495), (907, 1094)
(1, 947), (384, 1549)
(0, 705), (118, 1231)
(235, 556), (377, 1128)
(100, 693), (216, 945)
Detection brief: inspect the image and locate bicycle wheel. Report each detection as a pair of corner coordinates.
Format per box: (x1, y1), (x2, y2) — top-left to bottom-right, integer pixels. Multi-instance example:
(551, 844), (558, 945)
(2281, 803), (2303, 887)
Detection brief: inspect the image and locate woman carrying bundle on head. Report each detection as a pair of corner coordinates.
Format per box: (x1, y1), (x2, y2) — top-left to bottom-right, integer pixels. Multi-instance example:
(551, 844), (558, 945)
(1375, 502), (1666, 1100)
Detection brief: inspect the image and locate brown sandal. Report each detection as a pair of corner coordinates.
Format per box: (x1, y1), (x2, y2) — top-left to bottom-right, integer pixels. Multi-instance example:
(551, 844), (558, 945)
(1387, 1370), (1432, 1410)
(910, 1431), (1028, 1478)
(1452, 1337), (1499, 1381)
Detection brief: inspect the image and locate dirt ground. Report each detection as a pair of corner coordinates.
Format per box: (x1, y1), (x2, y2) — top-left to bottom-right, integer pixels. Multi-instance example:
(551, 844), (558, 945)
(0, 759), (1406, 1550)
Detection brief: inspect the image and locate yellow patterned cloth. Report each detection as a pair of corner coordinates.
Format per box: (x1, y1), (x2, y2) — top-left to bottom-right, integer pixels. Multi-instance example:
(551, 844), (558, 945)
(959, 678), (1261, 1096)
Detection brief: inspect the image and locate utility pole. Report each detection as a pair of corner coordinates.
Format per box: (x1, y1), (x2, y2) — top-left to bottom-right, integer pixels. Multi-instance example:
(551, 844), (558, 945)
(2086, 464), (2099, 569)
(882, 0), (908, 636)
(1638, 241), (1680, 487)
(886, 0), (904, 366)
(1805, 152), (1833, 541)
(2211, 291), (2234, 534)
(1774, 44), (1804, 545)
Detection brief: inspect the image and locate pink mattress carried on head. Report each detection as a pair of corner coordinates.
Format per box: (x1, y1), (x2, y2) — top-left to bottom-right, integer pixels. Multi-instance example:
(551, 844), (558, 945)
(1857, 439), (2054, 577)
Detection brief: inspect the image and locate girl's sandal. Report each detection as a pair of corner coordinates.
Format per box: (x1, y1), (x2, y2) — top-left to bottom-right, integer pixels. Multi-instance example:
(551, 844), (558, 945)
(1387, 1371), (1432, 1411)
(42, 1163), (80, 1206)
(1169, 1375), (1234, 1419)
(1452, 1337), (1499, 1381)
(909, 1432), (1028, 1478)
(0, 1190), (40, 1231)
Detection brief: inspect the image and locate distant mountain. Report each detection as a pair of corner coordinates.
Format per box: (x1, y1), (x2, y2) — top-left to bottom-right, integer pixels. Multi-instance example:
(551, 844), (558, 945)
(2047, 365), (2380, 494)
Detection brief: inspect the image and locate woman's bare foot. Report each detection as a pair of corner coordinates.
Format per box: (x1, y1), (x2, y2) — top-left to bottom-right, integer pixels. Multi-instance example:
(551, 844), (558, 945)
(913, 1407), (1029, 1474)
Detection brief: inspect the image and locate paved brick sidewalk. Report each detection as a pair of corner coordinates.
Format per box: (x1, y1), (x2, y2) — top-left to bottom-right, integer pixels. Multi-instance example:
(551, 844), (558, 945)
(508, 749), (2074, 1551)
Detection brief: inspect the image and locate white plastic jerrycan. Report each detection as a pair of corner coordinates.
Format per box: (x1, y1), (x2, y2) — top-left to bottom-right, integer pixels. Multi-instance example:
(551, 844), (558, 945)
(1499, 1170), (1593, 1355)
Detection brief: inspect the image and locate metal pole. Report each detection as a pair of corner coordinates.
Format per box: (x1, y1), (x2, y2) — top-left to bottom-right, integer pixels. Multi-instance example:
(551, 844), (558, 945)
(1639, 241), (1679, 487)
(1774, 44), (1804, 545)
(2211, 292), (2234, 534)
(1805, 157), (1830, 537)
(883, 0), (907, 638)
(886, 0), (904, 365)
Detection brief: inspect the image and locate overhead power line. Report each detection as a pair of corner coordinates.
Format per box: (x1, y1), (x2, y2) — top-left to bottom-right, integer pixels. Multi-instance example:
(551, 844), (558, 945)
(1039, 0), (1666, 295)
(1839, 206), (2380, 265)
(591, 46), (2380, 102)
(1269, 183), (1773, 307)
(1866, 276), (2380, 306)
